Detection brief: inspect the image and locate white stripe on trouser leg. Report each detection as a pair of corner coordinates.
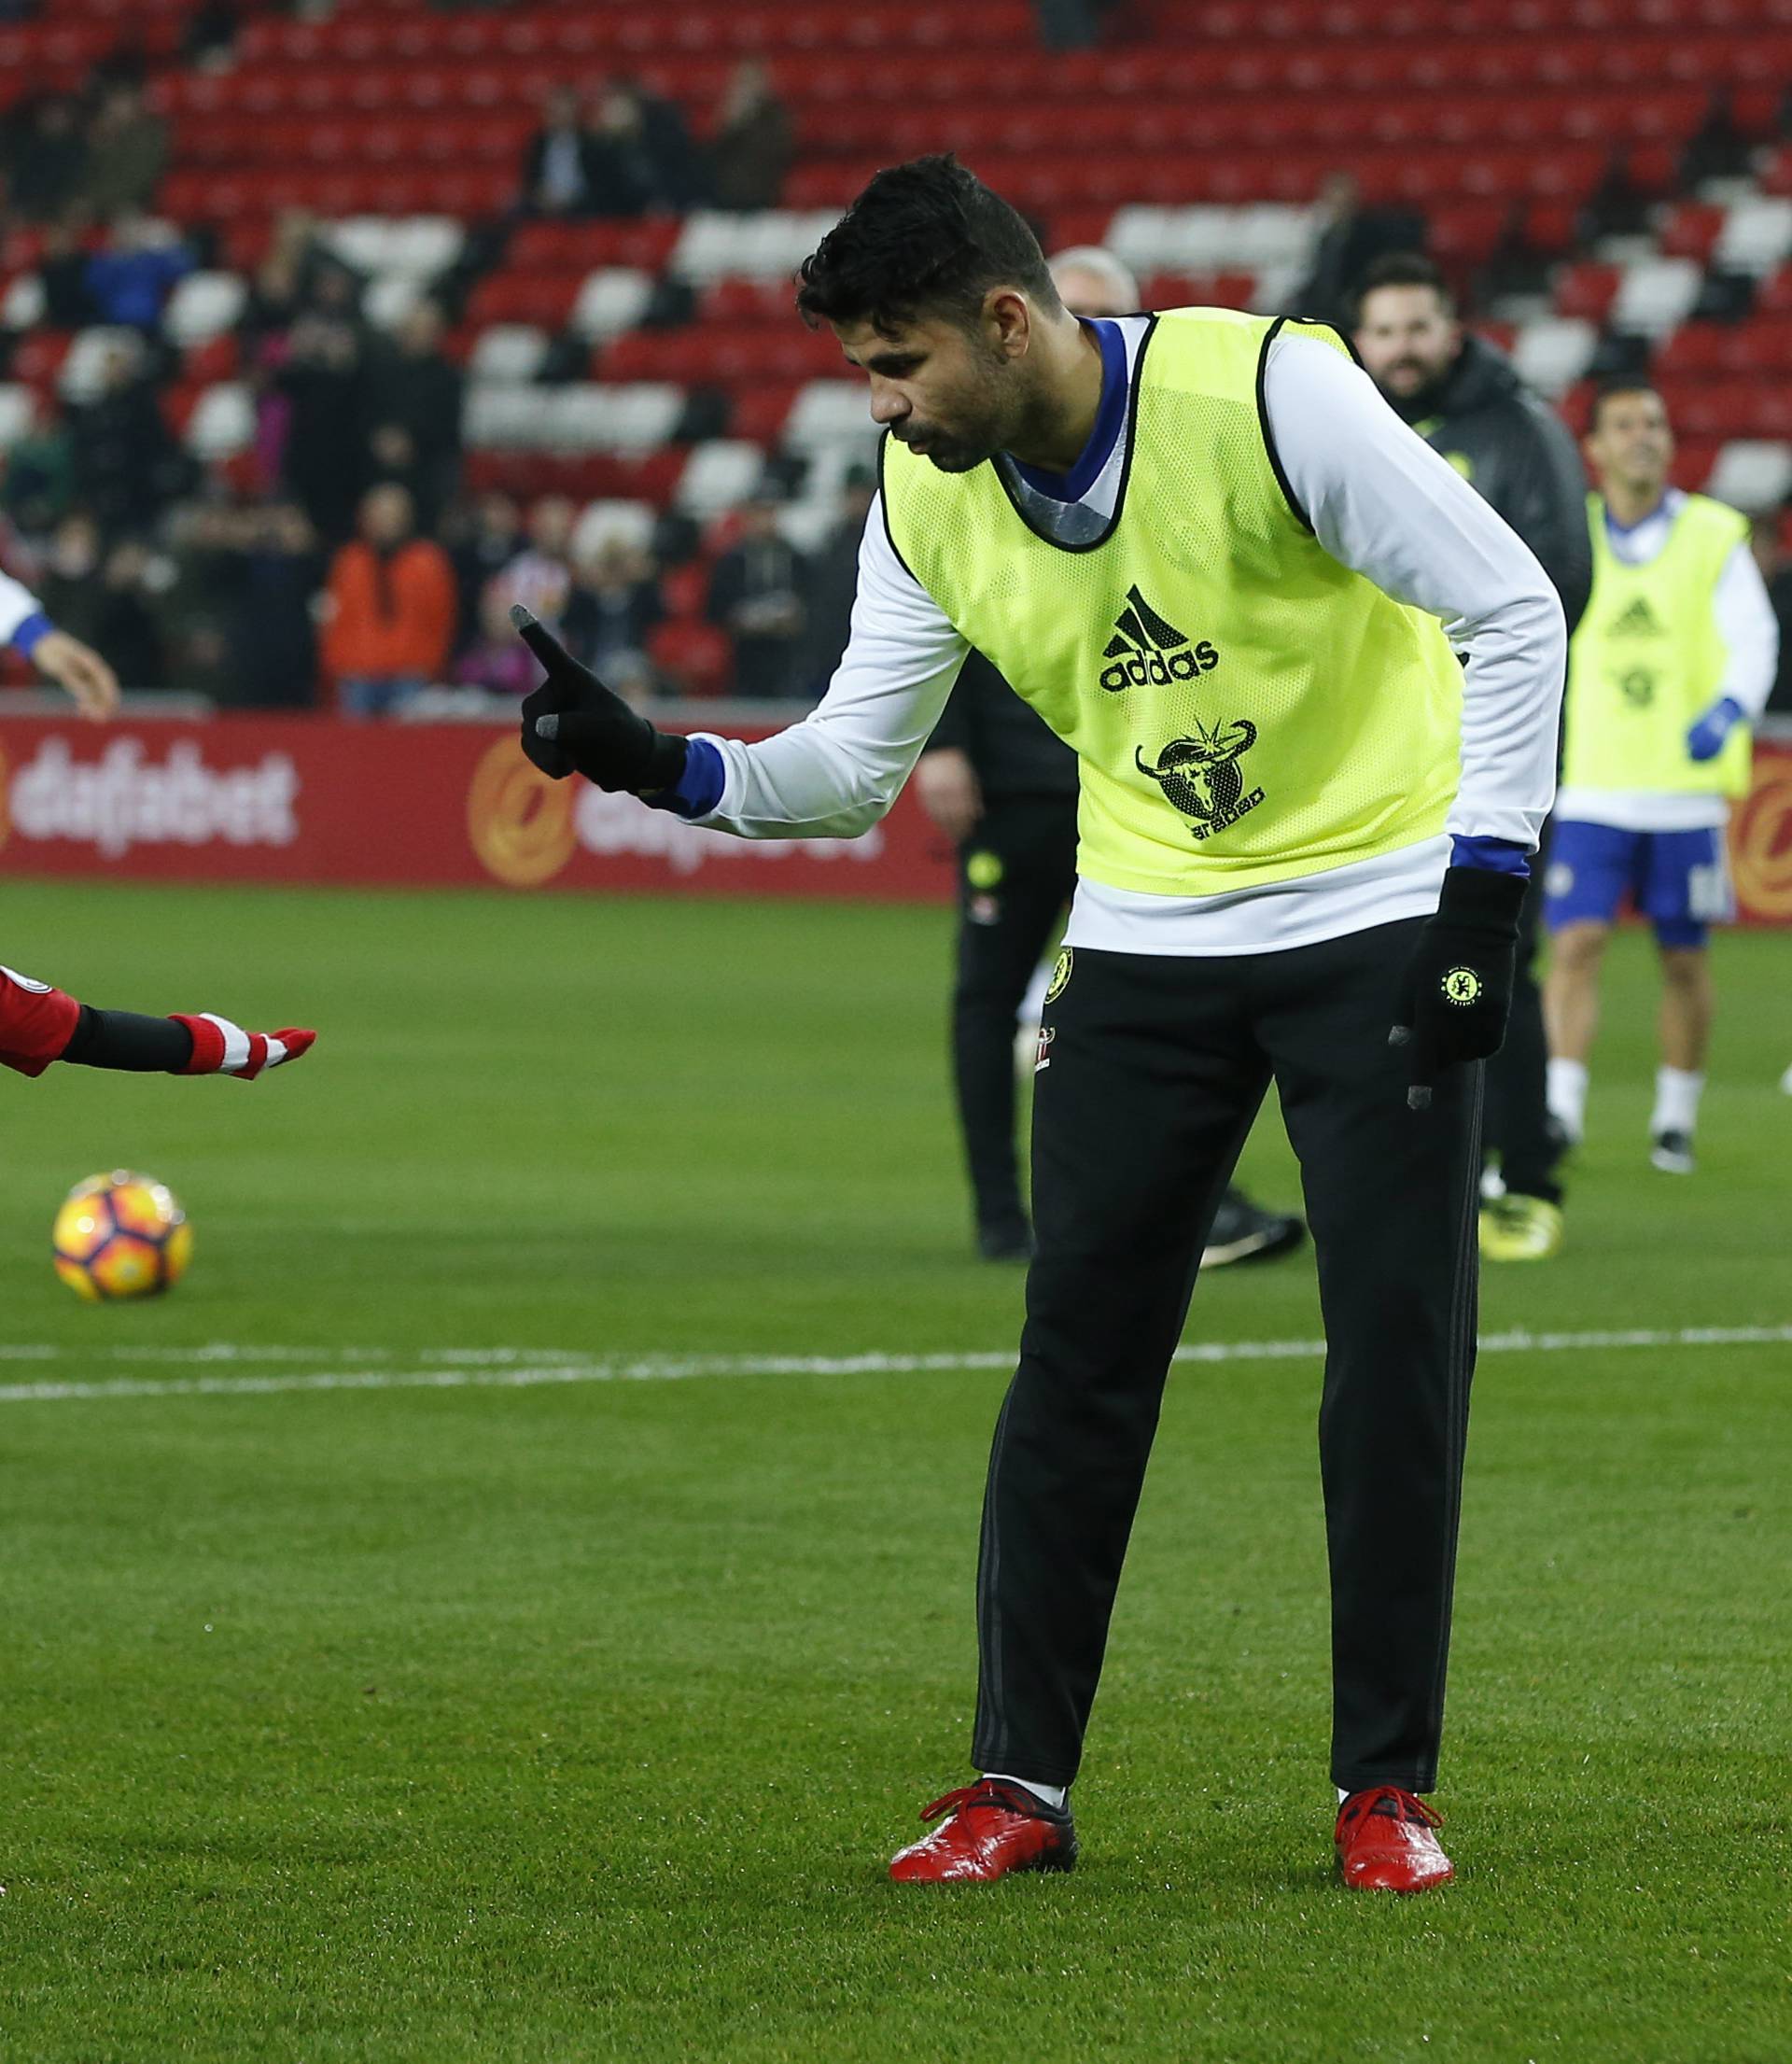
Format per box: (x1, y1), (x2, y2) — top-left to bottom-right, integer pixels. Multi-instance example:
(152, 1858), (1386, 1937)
(200, 1014), (252, 1074)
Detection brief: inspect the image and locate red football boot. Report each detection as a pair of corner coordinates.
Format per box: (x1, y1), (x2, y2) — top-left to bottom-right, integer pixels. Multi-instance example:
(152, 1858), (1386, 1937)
(1335, 1785), (1454, 1893)
(888, 1779), (1077, 1884)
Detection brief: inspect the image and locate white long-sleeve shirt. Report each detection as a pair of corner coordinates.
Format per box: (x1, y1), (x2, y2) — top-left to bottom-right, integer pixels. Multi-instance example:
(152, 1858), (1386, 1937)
(693, 321), (1565, 955)
(1555, 487), (1781, 835)
(0, 565), (46, 646)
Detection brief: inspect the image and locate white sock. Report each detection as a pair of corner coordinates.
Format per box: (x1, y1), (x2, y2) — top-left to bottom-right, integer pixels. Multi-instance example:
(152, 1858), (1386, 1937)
(985, 1773), (1067, 1812)
(1547, 1057), (1589, 1142)
(1651, 1066), (1704, 1137)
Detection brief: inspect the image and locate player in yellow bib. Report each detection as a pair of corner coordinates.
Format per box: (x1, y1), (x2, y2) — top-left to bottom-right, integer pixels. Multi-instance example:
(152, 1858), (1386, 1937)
(1543, 381), (1779, 1174)
(512, 158), (1566, 1893)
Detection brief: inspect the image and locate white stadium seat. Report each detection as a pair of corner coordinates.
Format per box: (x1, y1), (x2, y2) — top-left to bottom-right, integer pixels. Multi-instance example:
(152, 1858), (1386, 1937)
(1511, 316), (1597, 397)
(469, 384), (682, 453)
(676, 440), (767, 516)
(58, 327), (143, 402)
(469, 324), (548, 383)
(1609, 258), (1701, 337)
(571, 498), (656, 560)
(1705, 440), (1792, 512)
(585, 383), (681, 453)
(388, 217), (465, 278)
(783, 380), (879, 453)
(1233, 204), (1319, 270)
(1715, 196), (1792, 275)
(569, 267), (653, 342)
(1108, 204), (1311, 276)
(670, 210), (837, 284)
(325, 216), (464, 283)
(186, 383), (255, 459)
(364, 274), (423, 331)
(2, 273), (46, 330)
(0, 384), (36, 449)
(464, 384), (544, 447)
(163, 271), (246, 346)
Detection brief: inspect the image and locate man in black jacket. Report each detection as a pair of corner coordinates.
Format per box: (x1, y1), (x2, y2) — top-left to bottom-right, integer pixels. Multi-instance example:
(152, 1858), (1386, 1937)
(1354, 252), (1591, 1261)
(914, 246), (1306, 1267)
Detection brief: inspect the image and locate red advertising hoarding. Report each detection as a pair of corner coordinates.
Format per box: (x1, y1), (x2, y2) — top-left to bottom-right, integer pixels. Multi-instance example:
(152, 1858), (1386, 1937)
(0, 715), (955, 902)
(1, 713), (1789, 923)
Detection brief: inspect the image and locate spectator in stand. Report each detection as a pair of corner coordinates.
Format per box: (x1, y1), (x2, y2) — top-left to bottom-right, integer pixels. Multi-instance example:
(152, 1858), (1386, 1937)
(240, 211), (327, 344)
(35, 512), (106, 644)
(452, 585), (539, 697)
(1294, 173), (1426, 329)
(0, 399), (75, 541)
(519, 85), (595, 217)
(363, 300), (464, 528)
(89, 538), (167, 690)
(582, 83), (677, 219)
(1754, 515), (1792, 716)
(83, 211), (193, 332)
(446, 490), (524, 648)
(707, 484), (808, 699)
(489, 495), (576, 627)
(321, 483), (455, 718)
(709, 62), (793, 213)
(1033, 0), (1119, 49)
(181, 0), (243, 71)
(33, 513), (163, 687)
(38, 216), (95, 329)
(77, 82), (169, 219)
(228, 502), (324, 708)
(67, 338), (189, 536)
(797, 463), (875, 695)
(562, 535), (663, 679)
(7, 97), (89, 224)
(277, 269), (371, 543)
(622, 74), (702, 209)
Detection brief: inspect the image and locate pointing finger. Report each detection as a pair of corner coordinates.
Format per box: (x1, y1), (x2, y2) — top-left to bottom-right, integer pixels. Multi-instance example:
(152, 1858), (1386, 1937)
(511, 603), (571, 672)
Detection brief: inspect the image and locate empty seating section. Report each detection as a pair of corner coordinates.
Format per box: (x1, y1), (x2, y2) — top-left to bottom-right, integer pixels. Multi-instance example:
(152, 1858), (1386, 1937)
(4, 0), (1791, 638)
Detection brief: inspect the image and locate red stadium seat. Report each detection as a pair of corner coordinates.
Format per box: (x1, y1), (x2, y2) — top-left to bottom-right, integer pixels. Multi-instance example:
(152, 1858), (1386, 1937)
(648, 619), (733, 697)
(1554, 262), (1621, 322)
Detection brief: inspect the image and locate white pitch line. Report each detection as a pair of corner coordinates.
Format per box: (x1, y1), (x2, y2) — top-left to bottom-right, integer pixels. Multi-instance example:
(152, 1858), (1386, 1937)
(0, 1325), (1785, 1407)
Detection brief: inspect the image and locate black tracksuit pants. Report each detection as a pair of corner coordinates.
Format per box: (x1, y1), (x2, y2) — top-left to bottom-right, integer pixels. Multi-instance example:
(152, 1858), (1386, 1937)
(951, 793), (1080, 1229)
(970, 919), (1482, 1795)
(1484, 845), (1562, 1203)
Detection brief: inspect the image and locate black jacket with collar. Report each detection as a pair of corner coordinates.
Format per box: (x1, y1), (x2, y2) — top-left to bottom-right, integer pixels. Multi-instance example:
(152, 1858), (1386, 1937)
(1393, 332), (1592, 635)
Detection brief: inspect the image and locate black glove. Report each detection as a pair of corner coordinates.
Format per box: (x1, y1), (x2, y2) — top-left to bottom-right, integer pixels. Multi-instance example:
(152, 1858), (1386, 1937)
(1389, 864), (1527, 1112)
(513, 606), (688, 793)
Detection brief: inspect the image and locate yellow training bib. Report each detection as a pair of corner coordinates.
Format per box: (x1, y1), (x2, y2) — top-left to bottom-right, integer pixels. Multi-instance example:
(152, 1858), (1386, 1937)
(881, 308), (1464, 898)
(1564, 491), (1752, 799)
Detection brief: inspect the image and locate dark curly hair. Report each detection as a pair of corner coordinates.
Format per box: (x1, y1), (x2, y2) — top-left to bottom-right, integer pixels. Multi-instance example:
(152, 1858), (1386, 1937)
(796, 155), (1060, 337)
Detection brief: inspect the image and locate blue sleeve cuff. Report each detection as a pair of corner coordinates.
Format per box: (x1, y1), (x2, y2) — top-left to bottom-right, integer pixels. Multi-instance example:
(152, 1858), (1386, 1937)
(1450, 834), (1531, 878)
(647, 734), (725, 820)
(10, 611), (53, 659)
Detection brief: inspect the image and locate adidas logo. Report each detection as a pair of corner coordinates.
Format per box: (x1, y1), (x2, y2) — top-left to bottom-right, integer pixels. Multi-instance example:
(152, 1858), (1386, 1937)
(1099, 583), (1220, 694)
(1609, 596), (1663, 638)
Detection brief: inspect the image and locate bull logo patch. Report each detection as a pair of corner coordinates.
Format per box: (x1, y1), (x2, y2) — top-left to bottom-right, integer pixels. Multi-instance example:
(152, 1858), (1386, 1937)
(1135, 718), (1264, 841)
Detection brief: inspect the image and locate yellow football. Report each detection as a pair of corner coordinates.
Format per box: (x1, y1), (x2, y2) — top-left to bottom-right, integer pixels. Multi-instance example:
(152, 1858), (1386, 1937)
(52, 1172), (192, 1302)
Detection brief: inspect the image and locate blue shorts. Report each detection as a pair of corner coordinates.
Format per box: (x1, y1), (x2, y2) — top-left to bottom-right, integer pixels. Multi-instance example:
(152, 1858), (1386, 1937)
(1543, 820), (1733, 948)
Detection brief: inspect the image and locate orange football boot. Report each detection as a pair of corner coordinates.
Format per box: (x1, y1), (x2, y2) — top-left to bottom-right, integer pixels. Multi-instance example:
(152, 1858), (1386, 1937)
(888, 1779), (1077, 1884)
(1335, 1785), (1454, 1893)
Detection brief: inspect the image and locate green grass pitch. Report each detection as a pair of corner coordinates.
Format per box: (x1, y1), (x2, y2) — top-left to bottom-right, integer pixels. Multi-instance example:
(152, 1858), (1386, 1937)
(1, 880), (1787, 2063)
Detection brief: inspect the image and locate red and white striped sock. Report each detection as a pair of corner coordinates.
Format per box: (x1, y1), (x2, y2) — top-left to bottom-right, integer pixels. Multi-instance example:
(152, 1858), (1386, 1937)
(172, 1014), (316, 1080)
